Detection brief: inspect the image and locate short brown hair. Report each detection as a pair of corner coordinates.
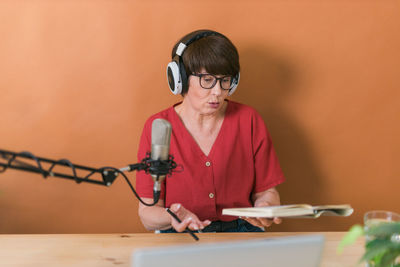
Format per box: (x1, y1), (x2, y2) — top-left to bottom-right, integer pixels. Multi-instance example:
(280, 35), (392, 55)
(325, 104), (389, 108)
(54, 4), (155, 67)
(172, 30), (240, 94)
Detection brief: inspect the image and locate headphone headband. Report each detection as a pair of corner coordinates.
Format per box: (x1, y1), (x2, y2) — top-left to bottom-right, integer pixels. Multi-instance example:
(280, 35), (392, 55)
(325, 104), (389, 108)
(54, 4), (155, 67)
(173, 30), (226, 57)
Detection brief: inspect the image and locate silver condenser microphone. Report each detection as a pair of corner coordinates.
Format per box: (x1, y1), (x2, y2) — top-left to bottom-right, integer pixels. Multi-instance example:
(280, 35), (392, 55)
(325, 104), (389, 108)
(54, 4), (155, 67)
(119, 118), (172, 204)
(150, 118), (172, 199)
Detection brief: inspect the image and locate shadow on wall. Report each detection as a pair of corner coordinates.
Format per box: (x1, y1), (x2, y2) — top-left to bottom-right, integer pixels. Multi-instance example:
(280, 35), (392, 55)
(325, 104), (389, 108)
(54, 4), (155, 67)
(236, 45), (330, 231)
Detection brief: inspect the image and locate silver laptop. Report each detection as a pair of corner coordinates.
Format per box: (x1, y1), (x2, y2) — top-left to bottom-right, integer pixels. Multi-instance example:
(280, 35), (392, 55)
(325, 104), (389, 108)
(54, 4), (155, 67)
(132, 234), (324, 267)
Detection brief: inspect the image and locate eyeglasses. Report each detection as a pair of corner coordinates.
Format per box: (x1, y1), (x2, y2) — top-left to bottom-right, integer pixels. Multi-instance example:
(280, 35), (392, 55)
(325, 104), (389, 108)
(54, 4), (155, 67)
(191, 73), (235, 90)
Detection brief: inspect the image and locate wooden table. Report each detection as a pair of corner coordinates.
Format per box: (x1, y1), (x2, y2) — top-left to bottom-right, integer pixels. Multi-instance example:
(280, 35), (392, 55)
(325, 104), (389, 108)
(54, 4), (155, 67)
(0, 232), (364, 267)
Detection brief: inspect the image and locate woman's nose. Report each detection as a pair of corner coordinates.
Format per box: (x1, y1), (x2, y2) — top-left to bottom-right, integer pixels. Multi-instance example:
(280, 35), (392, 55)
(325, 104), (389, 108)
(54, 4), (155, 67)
(211, 81), (223, 96)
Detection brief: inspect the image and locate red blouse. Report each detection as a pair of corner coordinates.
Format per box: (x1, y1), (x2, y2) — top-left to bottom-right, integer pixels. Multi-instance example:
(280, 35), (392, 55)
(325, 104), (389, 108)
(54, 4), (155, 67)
(136, 100), (285, 221)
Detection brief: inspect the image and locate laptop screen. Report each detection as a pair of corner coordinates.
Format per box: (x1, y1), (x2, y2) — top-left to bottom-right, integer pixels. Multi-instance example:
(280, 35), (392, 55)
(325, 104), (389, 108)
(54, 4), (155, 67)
(132, 234), (324, 267)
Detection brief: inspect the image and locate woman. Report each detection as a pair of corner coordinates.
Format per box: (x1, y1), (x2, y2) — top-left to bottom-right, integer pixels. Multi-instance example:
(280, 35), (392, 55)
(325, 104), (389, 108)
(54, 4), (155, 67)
(136, 30), (285, 233)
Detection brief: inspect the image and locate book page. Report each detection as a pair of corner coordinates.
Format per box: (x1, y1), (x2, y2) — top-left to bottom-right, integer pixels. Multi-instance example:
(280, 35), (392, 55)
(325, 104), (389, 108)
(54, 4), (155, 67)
(312, 204), (354, 217)
(222, 204), (314, 218)
(222, 204), (353, 218)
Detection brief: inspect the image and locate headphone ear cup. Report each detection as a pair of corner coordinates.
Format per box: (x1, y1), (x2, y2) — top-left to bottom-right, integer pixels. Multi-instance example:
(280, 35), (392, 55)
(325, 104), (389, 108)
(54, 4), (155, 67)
(228, 72), (240, 96)
(167, 61), (182, 95)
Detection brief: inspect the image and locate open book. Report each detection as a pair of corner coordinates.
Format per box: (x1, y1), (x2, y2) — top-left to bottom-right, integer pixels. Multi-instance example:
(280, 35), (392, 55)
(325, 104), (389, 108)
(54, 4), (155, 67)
(222, 204), (353, 218)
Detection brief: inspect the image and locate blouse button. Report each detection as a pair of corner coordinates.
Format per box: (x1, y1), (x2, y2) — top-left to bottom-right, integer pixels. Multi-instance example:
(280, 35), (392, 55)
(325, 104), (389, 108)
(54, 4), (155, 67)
(209, 193), (215, 199)
(205, 161), (211, 167)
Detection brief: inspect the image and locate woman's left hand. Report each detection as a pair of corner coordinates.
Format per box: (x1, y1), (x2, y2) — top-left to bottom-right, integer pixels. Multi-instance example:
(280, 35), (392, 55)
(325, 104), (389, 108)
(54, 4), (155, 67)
(243, 187), (282, 229)
(242, 202), (282, 228)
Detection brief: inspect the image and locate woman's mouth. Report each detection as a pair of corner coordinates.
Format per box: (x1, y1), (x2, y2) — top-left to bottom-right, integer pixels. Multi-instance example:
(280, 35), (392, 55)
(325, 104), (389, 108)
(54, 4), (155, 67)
(208, 102), (220, 109)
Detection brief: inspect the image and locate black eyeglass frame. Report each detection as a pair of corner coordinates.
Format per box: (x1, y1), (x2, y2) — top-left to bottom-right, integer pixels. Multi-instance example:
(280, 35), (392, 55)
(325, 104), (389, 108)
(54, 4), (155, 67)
(191, 73), (236, 90)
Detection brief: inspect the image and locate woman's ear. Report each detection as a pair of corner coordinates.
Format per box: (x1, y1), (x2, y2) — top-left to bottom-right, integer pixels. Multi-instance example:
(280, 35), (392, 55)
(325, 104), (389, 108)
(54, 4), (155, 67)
(184, 76), (193, 94)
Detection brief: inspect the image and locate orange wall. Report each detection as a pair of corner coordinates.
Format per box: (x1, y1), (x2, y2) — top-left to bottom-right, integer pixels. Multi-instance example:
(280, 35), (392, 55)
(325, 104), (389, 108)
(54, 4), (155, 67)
(0, 0), (399, 233)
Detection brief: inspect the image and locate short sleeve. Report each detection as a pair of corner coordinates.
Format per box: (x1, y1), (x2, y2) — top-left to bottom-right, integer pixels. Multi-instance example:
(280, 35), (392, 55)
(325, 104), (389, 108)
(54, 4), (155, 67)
(252, 112), (285, 193)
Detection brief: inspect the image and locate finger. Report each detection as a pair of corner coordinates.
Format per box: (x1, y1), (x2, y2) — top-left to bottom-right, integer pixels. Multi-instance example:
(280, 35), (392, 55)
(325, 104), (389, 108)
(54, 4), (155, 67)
(274, 217), (282, 224)
(170, 203), (182, 213)
(174, 213), (202, 230)
(242, 217), (255, 224)
(172, 217), (193, 233)
(188, 221), (201, 231)
(189, 217), (211, 230)
(252, 217), (272, 228)
(198, 220), (211, 230)
(257, 218), (273, 227)
(201, 220), (211, 228)
(170, 203), (188, 219)
(243, 217), (264, 228)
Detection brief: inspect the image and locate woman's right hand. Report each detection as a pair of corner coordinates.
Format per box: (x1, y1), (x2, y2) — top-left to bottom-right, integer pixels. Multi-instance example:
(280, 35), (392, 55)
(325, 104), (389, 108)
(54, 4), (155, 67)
(169, 203), (211, 232)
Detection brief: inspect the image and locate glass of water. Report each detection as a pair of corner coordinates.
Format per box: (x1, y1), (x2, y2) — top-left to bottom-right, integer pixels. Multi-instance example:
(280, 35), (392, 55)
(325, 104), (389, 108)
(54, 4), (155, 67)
(363, 210), (400, 267)
(364, 211), (400, 233)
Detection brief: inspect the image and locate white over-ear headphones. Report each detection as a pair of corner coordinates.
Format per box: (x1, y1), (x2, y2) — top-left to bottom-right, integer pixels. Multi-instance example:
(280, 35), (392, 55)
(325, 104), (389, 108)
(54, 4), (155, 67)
(166, 30), (240, 96)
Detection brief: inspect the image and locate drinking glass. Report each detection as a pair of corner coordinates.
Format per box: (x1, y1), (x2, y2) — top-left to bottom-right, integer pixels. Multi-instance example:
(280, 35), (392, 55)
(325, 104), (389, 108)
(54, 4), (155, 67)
(363, 210), (400, 267)
(364, 210), (400, 235)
